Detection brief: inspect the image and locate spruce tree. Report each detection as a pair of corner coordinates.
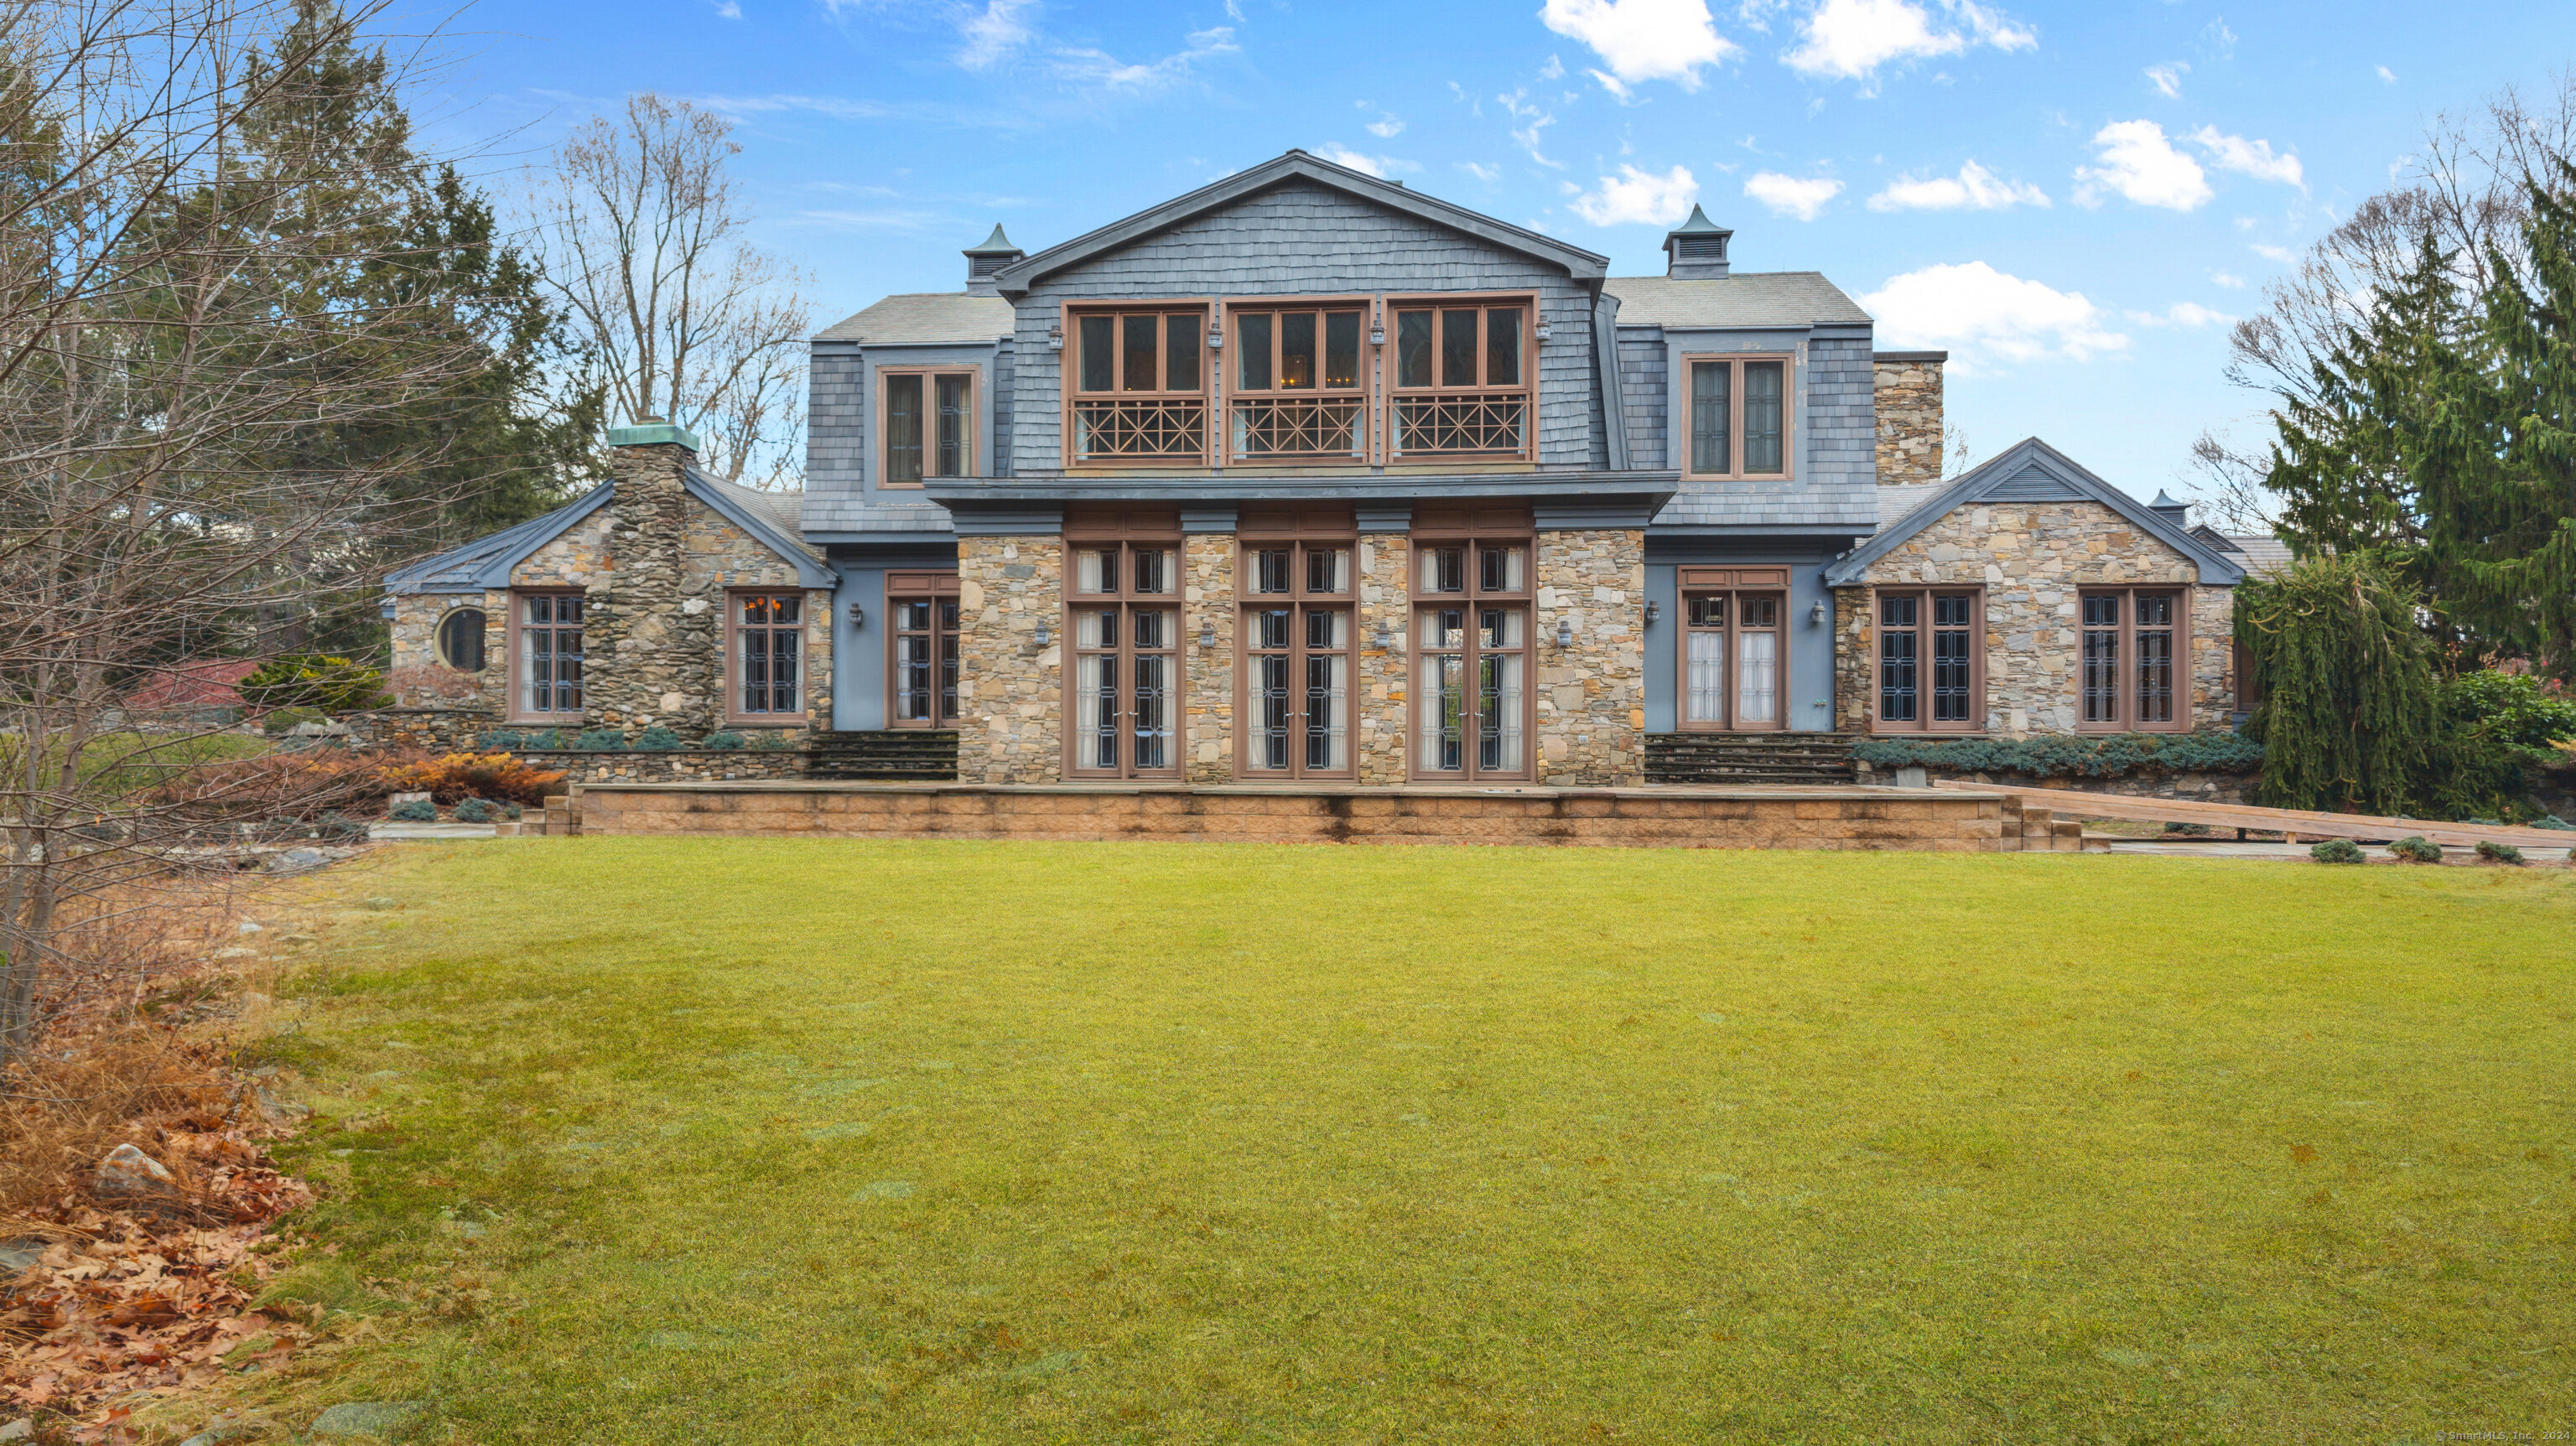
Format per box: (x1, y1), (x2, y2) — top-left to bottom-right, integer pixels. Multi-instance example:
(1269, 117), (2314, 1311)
(2235, 553), (2445, 815)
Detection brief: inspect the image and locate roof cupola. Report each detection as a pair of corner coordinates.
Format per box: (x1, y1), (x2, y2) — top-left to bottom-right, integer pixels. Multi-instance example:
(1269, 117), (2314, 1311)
(963, 223), (1024, 295)
(1662, 204), (1732, 280)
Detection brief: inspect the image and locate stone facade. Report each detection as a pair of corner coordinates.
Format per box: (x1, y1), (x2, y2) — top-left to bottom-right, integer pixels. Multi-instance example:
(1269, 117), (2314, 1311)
(1872, 355), (1945, 487)
(585, 441), (718, 738)
(1355, 536), (1411, 785)
(1535, 529), (1646, 785)
(1834, 500), (2233, 734)
(954, 536), (1064, 783)
(1183, 536), (1235, 783)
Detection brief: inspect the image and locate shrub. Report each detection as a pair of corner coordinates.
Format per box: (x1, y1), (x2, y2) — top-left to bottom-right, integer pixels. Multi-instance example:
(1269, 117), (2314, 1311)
(260, 705), (325, 736)
(505, 801), (524, 821)
(635, 727), (684, 751)
(316, 811), (371, 842)
(749, 731), (796, 752)
(2443, 671), (2576, 749)
(377, 752), (569, 807)
(2532, 815), (2574, 831)
(522, 728), (566, 750)
(451, 797), (498, 823)
(2388, 837), (2445, 863)
(573, 729), (627, 751)
(1852, 731), (2262, 779)
(2475, 840), (2526, 865)
(238, 653), (391, 713)
(477, 729), (525, 751)
(700, 731), (745, 750)
(2309, 837), (2366, 864)
(389, 798), (435, 822)
(2162, 821), (2214, 837)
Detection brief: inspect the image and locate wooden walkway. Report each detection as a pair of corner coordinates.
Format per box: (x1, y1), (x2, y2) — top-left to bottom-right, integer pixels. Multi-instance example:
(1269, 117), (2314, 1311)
(1935, 780), (2576, 850)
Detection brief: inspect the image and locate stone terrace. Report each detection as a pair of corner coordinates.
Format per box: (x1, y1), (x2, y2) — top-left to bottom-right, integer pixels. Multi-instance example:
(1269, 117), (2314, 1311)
(571, 781), (2008, 850)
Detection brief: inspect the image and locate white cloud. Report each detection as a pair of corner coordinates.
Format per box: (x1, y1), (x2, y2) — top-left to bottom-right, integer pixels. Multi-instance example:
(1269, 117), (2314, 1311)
(1317, 145), (1418, 179)
(1539, 54), (1566, 80)
(1367, 112), (1405, 137)
(2187, 126), (2303, 186)
(1744, 170), (1843, 220)
(1572, 163), (1700, 225)
(2376, 65), (2396, 84)
(2250, 242), (2296, 262)
(2210, 271), (2246, 288)
(1458, 161), (1501, 182)
(1860, 261), (2128, 366)
(2199, 17), (2236, 60)
(2073, 120), (2211, 210)
(1540, 0), (1737, 95)
(1498, 88), (1562, 167)
(1784, 0), (2034, 89)
(956, 0), (1035, 70)
(2144, 62), (2186, 98)
(2125, 301), (2236, 328)
(1867, 158), (2047, 211)
(1052, 26), (1238, 90)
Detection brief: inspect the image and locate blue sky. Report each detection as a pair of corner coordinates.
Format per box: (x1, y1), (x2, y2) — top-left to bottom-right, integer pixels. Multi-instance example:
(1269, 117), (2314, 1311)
(434, 0), (2576, 501)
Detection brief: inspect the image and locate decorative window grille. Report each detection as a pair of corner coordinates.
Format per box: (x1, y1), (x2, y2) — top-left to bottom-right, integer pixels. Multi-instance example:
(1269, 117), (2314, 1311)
(1068, 310), (1208, 464)
(1389, 303), (1533, 459)
(518, 593), (583, 716)
(735, 593), (803, 716)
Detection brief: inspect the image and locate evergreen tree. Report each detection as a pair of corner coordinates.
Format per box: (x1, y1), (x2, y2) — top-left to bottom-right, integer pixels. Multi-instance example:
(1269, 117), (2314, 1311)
(2235, 553), (2445, 815)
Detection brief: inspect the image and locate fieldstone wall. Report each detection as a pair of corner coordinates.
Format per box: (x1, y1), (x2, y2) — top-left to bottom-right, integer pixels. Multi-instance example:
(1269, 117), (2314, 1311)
(1356, 535), (1411, 785)
(1872, 356), (1945, 487)
(344, 707), (494, 752)
(1184, 536), (1235, 783)
(517, 748), (805, 784)
(1535, 529), (1646, 785)
(584, 441), (718, 738)
(956, 536), (1064, 783)
(1840, 500), (2232, 733)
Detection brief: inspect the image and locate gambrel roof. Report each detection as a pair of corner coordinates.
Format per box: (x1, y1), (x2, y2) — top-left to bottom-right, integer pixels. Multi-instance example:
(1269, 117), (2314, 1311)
(1823, 438), (2246, 586)
(989, 150), (1611, 296)
(385, 469), (829, 596)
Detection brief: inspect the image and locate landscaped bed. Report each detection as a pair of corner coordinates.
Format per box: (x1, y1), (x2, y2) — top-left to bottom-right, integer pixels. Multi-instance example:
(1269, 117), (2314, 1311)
(201, 840), (2572, 1441)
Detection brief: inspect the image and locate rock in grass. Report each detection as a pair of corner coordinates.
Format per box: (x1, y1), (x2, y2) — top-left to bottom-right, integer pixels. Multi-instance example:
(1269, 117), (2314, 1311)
(361, 896), (398, 910)
(266, 848), (328, 874)
(309, 1402), (425, 1437)
(0, 1417), (30, 1441)
(854, 1179), (914, 1200)
(95, 1143), (177, 1198)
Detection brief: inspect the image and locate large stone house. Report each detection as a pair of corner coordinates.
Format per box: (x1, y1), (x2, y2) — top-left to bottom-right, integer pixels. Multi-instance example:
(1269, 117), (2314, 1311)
(385, 149), (2267, 786)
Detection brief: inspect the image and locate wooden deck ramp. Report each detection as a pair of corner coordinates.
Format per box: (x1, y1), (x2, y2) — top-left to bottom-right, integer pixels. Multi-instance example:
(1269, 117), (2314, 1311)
(1936, 780), (2576, 852)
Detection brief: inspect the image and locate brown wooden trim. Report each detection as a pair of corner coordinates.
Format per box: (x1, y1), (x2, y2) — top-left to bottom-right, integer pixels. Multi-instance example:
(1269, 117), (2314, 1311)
(875, 364), (980, 488)
(1673, 584), (1789, 733)
(2075, 585), (2192, 733)
(1384, 293), (1539, 464)
(1676, 566), (1789, 589)
(1061, 299), (1216, 470)
(1061, 532), (1188, 780)
(884, 574), (963, 729)
(1233, 562), (1359, 783)
(886, 571), (961, 596)
(1677, 351), (1797, 482)
(1405, 516), (1537, 780)
(722, 587), (810, 725)
(1221, 294), (1377, 464)
(1865, 586), (1987, 734)
(504, 588), (589, 724)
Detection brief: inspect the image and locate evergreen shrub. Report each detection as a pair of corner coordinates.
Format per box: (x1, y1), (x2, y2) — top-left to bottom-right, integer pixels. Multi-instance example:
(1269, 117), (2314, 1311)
(317, 811), (370, 841)
(700, 731), (745, 750)
(239, 653), (391, 713)
(636, 727), (683, 750)
(2387, 837), (2444, 863)
(2309, 838), (2366, 864)
(389, 799), (435, 822)
(478, 729), (525, 751)
(573, 729), (627, 751)
(749, 732), (795, 752)
(2475, 840), (2526, 865)
(1852, 731), (2262, 778)
(452, 797), (498, 823)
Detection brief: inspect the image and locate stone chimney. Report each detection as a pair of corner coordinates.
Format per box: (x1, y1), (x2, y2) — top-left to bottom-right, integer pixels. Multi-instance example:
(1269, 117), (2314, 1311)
(1872, 351), (1946, 486)
(1661, 205), (1732, 280)
(588, 419), (720, 739)
(963, 223), (1024, 296)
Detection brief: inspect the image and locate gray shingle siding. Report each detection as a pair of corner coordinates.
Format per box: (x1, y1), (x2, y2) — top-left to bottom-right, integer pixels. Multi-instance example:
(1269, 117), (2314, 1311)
(1009, 179), (1598, 474)
(1805, 335), (1876, 491)
(1616, 329), (1666, 471)
(805, 345), (865, 493)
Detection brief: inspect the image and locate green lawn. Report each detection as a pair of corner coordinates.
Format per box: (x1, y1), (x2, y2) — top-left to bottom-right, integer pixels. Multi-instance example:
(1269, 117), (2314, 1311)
(243, 840), (2573, 1443)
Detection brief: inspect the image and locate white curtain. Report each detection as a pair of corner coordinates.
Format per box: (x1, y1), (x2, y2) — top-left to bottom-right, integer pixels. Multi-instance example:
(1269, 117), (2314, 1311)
(1419, 652), (1462, 770)
(1075, 653), (1115, 768)
(1486, 653), (1524, 771)
(1308, 654), (1348, 770)
(1686, 631), (1725, 723)
(1737, 631), (1778, 724)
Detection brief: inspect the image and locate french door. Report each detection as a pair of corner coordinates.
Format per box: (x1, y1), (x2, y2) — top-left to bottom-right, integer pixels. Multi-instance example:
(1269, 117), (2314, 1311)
(1067, 535), (1182, 778)
(1680, 590), (1783, 731)
(890, 599), (958, 727)
(1411, 530), (1531, 780)
(1239, 528), (1355, 779)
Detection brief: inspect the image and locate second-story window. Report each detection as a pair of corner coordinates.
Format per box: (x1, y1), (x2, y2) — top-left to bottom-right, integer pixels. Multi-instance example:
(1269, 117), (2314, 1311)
(1070, 308), (1207, 464)
(1681, 355), (1792, 479)
(1229, 304), (1367, 461)
(881, 368), (974, 486)
(1389, 298), (1532, 461)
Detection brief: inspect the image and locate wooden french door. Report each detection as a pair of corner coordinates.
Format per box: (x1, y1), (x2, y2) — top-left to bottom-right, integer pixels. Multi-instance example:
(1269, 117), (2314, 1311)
(887, 572), (960, 728)
(1239, 522), (1356, 780)
(1677, 568), (1788, 732)
(1064, 520), (1184, 779)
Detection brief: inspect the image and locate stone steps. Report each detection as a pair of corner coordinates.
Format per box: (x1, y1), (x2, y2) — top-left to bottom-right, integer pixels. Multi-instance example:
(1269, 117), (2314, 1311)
(1644, 733), (1860, 785)
(805, 729), (961, 782)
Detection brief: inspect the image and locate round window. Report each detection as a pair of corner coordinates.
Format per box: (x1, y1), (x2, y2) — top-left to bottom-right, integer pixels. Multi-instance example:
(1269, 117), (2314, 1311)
(436, 607), (487, 672)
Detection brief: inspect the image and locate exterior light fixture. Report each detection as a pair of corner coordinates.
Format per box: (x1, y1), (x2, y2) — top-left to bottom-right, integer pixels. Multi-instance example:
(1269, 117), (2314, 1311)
(1809, 599), (1828, 625)
(1644, 600), (1660, 625)
(846, 602), (865, 627)
(1369, 323), (1386, 346)
(1555, 617), (1575, 647)
(1535, 320), (1553, 345)
(1208, 323), (1223, 350)
(1374, 622), (1393, 650)
(1034, 624), (1052, 647)
(1046, 323), (1063, 350)
(1198, 622), (1215, 649)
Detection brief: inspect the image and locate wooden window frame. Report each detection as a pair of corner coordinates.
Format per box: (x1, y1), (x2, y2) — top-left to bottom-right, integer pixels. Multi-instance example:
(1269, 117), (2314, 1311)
(507, 588), (587, 724)
(1386, 293), (1538, 464)
(1062, 508), (1187, 779)
(2076, 587), (2192, 734)
(1062, 302), (1213, 470)
(1235, 507), (1358, 780)
(1673, 568), (1791, 733)
(1870, 587), (1986, 733)
(1408, 505), (1535, 781)
(885, 571), (962, 730)
(725, 588), (809, 725)
(877, 365), (979, 489)
(1677, 352), (1796, 481)
(1223, 296), (1374, 464)
(434, 604), (487, 674)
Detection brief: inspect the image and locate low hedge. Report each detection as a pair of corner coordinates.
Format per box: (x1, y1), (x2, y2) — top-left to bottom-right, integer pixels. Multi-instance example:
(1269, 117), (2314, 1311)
(1853, 731), (2264, 780)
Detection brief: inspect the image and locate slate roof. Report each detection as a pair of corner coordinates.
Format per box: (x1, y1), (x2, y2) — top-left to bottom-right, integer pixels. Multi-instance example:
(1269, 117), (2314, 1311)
(1602, 272), (1873, 329)
(1652, 475), (1881, 531)
(814, 293), (1014, 345)
(387, 471), (823, 594)
(2197, 527), (2295, 578)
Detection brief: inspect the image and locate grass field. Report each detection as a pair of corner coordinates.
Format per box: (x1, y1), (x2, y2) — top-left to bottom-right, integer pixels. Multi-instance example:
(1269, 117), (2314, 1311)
(235, 839), (2573, 1443)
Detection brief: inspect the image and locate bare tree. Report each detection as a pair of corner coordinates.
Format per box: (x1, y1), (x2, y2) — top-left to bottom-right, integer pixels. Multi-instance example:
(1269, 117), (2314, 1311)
(0, 0), (493, 1060)
(531, 93), (812, 488)
(2190, 76), (2576, 525)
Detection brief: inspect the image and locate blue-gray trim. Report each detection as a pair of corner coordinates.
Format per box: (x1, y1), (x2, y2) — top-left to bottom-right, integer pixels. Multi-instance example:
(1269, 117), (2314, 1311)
(926, 473), (1676, 508)
(1592, 290), (1628, 472)
(989, 150), (1609, 297)
(384, 484), (615, 594)
(1641, 542), (1841, 733)
(1822, 438), (2246, 587)
(948, 505), (1067, 536)
(1182, 505), (1238, 533)
(827, 541), (959, 731)
(1356, 505), (1410, 533)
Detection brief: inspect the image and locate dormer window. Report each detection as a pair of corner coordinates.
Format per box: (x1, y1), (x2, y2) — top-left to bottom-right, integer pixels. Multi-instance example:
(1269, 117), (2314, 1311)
(1681, 354), (1792, 479)
(1388, 295), (1535, 463)
(1229, 303), (1367, 460)
(1067, 307), (1209, 465)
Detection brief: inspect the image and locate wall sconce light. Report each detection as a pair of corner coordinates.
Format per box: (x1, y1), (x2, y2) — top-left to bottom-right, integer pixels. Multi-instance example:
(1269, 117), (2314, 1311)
(1046, 323), (1063, 350)
(1555, 617), (1575, 647)
(1644, 600), (1660, 625)
(846, 602), (865, 627)
(1535, 320), (1553, 345)
(1034, 624), (1052, 647)
(1198, 622), (1216, 649)
(1374, 622), (1393, 651)
(1809, 599), (1828, 626)
(1369, 324), (1386, 347)
(1208, 323), (1224, 350)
